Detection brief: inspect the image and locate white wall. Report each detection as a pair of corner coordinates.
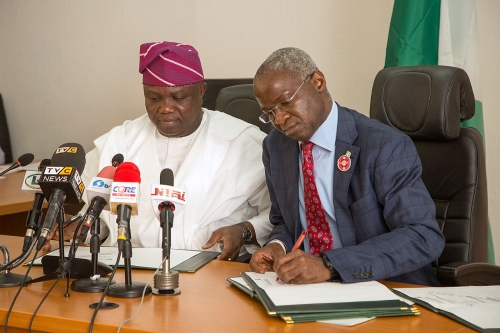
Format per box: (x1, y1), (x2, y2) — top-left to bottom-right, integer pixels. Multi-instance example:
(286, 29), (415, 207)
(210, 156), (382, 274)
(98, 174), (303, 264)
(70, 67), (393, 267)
(0, 0), (499, 261)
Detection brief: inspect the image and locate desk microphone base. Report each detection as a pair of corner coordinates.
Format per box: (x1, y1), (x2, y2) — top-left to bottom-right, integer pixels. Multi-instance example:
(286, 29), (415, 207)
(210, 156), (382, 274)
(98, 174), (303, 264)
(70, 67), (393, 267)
(106, 282), (152, 298)
(0, 272), (32, 287)
(71, 277), (115, 293)
(152, 269), (180, 296)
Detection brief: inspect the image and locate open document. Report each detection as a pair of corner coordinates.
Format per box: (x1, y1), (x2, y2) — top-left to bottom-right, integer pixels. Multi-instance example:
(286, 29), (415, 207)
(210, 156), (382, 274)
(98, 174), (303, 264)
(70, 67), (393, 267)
(30, 246), (219, 272)
(228, 272), (418, 323)
(393, 286), (500, 333)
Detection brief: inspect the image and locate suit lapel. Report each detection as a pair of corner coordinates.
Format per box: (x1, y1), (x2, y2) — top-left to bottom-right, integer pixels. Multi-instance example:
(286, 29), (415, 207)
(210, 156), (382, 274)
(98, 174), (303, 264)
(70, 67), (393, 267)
(276, 133), (300, 238)
(334, 106), (360, 247)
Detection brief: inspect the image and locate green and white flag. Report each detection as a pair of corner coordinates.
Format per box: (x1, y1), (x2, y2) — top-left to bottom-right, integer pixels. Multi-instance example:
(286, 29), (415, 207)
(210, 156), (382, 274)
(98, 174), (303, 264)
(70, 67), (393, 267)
(385, 0), (494, 264)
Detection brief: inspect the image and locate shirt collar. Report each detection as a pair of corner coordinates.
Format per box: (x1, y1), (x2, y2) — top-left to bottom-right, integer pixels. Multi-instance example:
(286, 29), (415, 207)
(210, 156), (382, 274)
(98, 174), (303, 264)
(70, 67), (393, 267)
(299, 102), (338, 152)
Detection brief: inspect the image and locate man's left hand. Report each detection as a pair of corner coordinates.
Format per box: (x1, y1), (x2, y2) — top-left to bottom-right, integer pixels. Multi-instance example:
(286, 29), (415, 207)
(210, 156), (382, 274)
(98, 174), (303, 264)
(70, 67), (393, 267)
(274, 250), (331, 284)
(202, 225), (245, 261)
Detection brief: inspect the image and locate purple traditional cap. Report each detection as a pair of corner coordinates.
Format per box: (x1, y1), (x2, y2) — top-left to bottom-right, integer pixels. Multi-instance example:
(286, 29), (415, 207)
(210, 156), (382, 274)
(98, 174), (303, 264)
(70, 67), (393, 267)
(139, 41), (204, 87)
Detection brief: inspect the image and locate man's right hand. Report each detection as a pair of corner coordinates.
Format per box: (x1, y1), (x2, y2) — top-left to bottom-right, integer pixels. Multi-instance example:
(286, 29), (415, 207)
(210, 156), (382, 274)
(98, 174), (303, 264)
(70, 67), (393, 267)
(249, 242), (286, 273)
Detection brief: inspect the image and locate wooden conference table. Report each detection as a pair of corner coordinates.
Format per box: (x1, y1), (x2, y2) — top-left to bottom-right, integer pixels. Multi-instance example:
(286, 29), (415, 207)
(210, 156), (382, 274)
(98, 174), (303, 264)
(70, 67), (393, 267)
(0, 235), (476, 333)
(0, 171), (37, 216)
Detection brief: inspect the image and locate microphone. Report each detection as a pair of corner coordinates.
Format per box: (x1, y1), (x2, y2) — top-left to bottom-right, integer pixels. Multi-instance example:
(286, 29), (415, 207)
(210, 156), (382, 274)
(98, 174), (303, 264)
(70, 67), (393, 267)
(22, 159), (51, 252)
(0, 153), (34, 176)
(111, 153), (124, 167)
(150, 170), (187, 220)
(109, 162), (141, 250)
(77, 160), (120, 244)
(152, 168), (181, 296)
(36, 143), (86, 251)
(158, 168), (175, 255)
(106, 162), (152, 298)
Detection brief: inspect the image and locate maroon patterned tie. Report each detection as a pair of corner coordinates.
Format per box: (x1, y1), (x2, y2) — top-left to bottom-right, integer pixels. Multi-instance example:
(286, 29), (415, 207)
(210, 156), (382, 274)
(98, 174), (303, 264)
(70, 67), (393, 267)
(301, 142), (333, 256)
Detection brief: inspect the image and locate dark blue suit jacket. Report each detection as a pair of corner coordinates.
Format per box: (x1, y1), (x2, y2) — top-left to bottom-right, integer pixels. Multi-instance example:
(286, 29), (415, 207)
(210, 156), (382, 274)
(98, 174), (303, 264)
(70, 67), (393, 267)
(263, 105), (445, 286)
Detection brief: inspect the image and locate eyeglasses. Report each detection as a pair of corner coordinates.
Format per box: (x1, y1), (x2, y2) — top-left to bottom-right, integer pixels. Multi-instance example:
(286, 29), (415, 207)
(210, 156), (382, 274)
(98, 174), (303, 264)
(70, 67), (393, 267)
(258, 74), (313, 124)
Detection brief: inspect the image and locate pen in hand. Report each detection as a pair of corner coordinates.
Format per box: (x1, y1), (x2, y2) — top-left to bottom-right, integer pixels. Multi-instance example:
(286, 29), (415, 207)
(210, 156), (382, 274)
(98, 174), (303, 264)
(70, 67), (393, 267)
(292, 230), (307, 251)
(276, 231), (307, 281)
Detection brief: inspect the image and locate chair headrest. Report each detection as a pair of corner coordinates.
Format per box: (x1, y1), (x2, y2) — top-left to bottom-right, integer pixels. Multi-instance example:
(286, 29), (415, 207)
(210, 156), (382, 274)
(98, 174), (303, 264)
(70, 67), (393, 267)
(370, 66), (475, 141)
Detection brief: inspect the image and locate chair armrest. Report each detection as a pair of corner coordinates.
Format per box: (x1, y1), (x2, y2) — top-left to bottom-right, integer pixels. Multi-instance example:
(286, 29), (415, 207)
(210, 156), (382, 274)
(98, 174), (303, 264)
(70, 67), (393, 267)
(437, 261), (500, 286)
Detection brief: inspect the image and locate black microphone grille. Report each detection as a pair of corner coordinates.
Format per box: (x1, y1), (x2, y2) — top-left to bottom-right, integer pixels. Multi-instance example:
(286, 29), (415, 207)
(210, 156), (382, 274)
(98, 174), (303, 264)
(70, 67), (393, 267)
(50, 143), (86, 174)
(160, 168), (174, 186)
(112, 153), (124, 167)
(17, 153), (35, 166)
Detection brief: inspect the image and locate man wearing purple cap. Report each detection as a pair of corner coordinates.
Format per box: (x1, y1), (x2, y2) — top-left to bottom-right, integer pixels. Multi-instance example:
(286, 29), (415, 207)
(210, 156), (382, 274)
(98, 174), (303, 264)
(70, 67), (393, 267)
(56, 41), (271, 260)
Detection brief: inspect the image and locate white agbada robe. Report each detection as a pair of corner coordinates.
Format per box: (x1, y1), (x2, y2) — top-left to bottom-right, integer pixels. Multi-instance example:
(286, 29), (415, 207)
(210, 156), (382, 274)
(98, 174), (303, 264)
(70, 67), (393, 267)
(80, 109), (271, 253)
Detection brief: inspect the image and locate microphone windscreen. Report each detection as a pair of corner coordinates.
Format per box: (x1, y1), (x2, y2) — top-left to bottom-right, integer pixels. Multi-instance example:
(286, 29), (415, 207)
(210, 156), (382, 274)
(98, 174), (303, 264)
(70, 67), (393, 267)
(114, 162), (141, 183)
(18, 153), (35, 166)
(112, 153), (124, 166)
(160, 168), (174, 186)
(38, 159), (51, 171)
(97, 166), (116, 179)
(50, 143), (86, 174)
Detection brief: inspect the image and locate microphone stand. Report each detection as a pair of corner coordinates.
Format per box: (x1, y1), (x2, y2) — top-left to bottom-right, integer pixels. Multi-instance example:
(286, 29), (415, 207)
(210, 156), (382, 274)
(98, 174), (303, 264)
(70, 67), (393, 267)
(106, 204), (152, 298)
(152, 202), (180, 296)
(71, 218), (116, 292)
(27, 207), (74, 297)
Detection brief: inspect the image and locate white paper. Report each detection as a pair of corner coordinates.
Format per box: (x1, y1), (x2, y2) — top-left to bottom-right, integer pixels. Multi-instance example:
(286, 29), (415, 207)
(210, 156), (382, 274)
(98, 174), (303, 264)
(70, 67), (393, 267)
(394, 286), (500, 329)
(245, 272), (399, 307)
(319, 317), (375, 326)
(31, 246), (200, 270)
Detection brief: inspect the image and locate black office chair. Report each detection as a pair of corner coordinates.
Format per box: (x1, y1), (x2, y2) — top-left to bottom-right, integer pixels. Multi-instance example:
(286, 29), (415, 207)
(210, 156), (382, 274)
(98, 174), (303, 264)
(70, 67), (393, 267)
(370, 65), (500, 286)
(203, 78), (253, 111)
(215, 84), (273, 134)
(0, 93), (13, 164)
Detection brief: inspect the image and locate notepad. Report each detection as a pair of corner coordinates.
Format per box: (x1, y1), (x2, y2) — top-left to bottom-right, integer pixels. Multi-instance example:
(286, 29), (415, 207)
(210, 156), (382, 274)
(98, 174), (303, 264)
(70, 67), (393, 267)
(30, 246), (219, 272)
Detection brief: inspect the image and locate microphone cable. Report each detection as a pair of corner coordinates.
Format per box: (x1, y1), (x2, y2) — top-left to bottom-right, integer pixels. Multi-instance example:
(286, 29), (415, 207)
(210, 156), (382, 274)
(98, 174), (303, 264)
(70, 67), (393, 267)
(0, 251), (27, 271)
(116, 256), (166, 333)
(0, 215), (81, 273)
(88, 249), (122, 333)
(0, 242), (35, 272)
(26, 215), (85, 333)
(3, 248), (41, 333)
(0, 219), (48, 272)
(27, 273), (62, 333)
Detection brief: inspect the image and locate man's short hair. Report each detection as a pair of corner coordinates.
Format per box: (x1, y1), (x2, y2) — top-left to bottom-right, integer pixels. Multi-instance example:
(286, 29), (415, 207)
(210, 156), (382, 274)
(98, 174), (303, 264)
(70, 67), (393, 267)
(255, 47), (318, 81)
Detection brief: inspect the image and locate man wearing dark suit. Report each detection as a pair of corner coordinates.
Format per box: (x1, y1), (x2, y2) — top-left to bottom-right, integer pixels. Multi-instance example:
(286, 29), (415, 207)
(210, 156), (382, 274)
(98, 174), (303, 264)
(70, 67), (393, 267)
(249, 47), (445, 286)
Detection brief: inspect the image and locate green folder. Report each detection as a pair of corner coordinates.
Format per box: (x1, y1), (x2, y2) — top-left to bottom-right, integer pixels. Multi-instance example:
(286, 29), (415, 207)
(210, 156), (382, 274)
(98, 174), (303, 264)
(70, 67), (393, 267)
(232, 272), (418, 323)
(227, 277), (257, 298)
(170, 251), (219, 272)
(29, 247), (220, 273)
(281, 307), (418, 324)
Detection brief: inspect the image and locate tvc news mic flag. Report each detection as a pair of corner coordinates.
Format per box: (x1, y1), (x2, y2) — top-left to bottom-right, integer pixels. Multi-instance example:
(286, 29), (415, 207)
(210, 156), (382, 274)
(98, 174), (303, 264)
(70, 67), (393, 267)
(36, 143), (86, 250)
(38, 144), (86, 204)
